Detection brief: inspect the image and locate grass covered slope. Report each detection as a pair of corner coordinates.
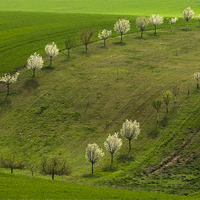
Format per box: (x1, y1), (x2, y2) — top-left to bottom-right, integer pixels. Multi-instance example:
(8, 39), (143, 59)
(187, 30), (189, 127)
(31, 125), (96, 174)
(1, 26), (200, 196)
(1, 0), (200, 16)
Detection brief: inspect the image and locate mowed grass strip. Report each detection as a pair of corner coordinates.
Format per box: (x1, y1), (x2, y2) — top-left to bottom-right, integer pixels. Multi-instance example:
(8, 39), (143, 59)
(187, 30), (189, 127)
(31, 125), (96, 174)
(0, 171), (194, 199)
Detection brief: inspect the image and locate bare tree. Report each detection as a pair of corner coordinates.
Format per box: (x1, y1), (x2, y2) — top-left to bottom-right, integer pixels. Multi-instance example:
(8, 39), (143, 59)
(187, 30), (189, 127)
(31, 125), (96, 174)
(65, 38), (76, 58)
(79, 28), (95, 51)
(152, 100), (162, 124)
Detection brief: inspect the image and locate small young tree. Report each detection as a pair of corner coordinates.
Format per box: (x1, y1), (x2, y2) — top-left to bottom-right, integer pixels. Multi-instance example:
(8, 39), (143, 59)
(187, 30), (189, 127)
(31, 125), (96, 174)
(27, 52), (43, 78)
(194, 72), (200, 89)
(149, 14), (164, 35)
(65, 38), (76, 58)
(98, 29), (112, 47)
(104, 133), (122, 167)
(114, 19), (130, 42)
(152, 100), (162, 124)
(41, 156), (71, 180)
(120, 119), (140, 155)
(182, 7), (194, 29)
(169, 18), (178, 31)
(27, 162), (37, 176)
(172, 86), (179, 103)
(0, 72), (19, 95)
(136, 17), (149, 38)
(163, 90), (172, 113)
(79, 28), (95, 51)
(85, 143), (104, 174)
(45, 42), (59, 66)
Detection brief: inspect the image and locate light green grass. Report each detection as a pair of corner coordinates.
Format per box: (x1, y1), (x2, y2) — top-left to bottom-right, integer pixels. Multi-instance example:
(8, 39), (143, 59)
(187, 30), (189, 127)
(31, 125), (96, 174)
(1, 0), (200, 16)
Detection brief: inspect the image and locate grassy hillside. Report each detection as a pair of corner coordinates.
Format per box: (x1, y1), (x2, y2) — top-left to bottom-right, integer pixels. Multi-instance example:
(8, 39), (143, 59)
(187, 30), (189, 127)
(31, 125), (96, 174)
(1, 25), (200, 197)
(0, 0), (199, 75)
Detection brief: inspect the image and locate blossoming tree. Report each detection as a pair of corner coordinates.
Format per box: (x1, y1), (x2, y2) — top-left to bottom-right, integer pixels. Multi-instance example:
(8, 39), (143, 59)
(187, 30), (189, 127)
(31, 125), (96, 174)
(114, 19), (130, 42)
(27, 52), (43, 78)
(149, 14), (164, 34)
(0, 72), (19, 95)
(45, 42), (59, 65)
(104, 133), (122, 167)
(169, 18), (178, 31)
(194, 72), (200, 89)
(120, 119), (140, 155)
(98, 29), (112, 47)
(85, 143), (104, 173)
(136, 17), (149, 38)
(182, 7), (194, 29)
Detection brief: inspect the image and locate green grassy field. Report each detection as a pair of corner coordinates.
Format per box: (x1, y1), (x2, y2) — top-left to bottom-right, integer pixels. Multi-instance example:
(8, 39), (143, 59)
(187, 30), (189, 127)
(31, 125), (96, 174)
(1, 0), (200, 199)
(0, 0), (200, 75)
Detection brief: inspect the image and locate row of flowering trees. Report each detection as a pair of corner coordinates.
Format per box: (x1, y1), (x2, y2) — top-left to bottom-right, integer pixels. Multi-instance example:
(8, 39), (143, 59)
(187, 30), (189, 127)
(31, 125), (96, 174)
(0, 42), (59, 95)
(85, 119), (141, 173)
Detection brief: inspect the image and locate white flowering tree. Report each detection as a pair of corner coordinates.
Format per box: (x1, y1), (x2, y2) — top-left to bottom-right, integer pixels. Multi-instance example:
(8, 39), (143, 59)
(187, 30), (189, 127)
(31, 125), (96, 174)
(45, 42), (59, 66)
(163, 90), (172, 113)
(169, 18), (178, 31)
(27, 52), (43, 78)
(85, 143), (104, 174)
(114, 19), (130, 42)
(149, 14), (164, 34)
(0, 72), (19, 95)
(98, 29), (112, 47)
(194, 72), (200, 89)
(152, 100), (162, 124)
(104, 133), (122, 167)
(120, 119), (140, 155)
(182, 7), (194, 29)
(136, 17), (149, 38)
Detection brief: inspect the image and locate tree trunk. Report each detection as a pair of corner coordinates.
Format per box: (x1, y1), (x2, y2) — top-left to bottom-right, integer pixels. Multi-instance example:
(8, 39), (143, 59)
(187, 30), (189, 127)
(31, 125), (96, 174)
(157, 112), (159, 123)
(111, 153), (113, 167)
(52, 169), (54, 180)
(11, 167), (13, 174)
(166, 104), (168, 113)
(186, 21), (188, 29)
(7, 83), (10, 95)
(85, 44), (88, 51)
(154, 25), (156, 34)
(197, 80), (199, 89)
(104, 39), (106, 47)
(68, 49), (70, 58)
(171, 24), (172, 32)
(129, 139), (131, 153)
(174, 96), (176, 103)
(50, 56), (52, 66)
(92, 162), (93, 174)
(121, 32), (123, 42)
(141, 30), (143, 38)
(33, 69), (35, 78)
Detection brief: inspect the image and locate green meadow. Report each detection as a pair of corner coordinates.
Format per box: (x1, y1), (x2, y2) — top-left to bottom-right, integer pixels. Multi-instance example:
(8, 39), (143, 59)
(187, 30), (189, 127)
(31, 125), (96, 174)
(1, 0), (200, 199)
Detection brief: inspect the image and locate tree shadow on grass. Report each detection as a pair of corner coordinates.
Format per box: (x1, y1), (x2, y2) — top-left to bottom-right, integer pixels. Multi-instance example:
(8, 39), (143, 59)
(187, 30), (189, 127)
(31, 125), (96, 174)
(23, 79), (39, 91)
(42, 66), (55, 70)
(180, 29), (192, 32)
(82, 173), (102, 179)
(147, 128), (160, 138)
(160, 116), (168, 127)
(0, 96), (11, 109)
(101, 165), (118, 172)
(112, 42), (126, 46)
(116, 153), (135, 163)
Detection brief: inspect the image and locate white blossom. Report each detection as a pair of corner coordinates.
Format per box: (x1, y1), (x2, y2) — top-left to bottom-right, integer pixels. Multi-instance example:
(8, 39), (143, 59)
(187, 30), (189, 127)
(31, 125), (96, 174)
(197, 14), (200, 21)
(149, 14), (164, 34)
(194, 72), (200, 89)
(0, 72), (19, 95)
(121, 119), (140, 153)
(182, 7), (194, 29)
(114, 19), (130, 42)
(27, 52), (43, 77)
(45, 42), (59, 65)
(85, 143), (104, 173)
(104, 133), (122, 166)
(98, 29), (112, 46)
(136, 17), (149, 37)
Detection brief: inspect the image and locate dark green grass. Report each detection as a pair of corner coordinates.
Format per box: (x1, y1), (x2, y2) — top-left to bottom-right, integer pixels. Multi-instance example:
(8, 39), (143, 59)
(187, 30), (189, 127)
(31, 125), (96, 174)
(0, 171), (191, 199)
(0, 10), (198, 75)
